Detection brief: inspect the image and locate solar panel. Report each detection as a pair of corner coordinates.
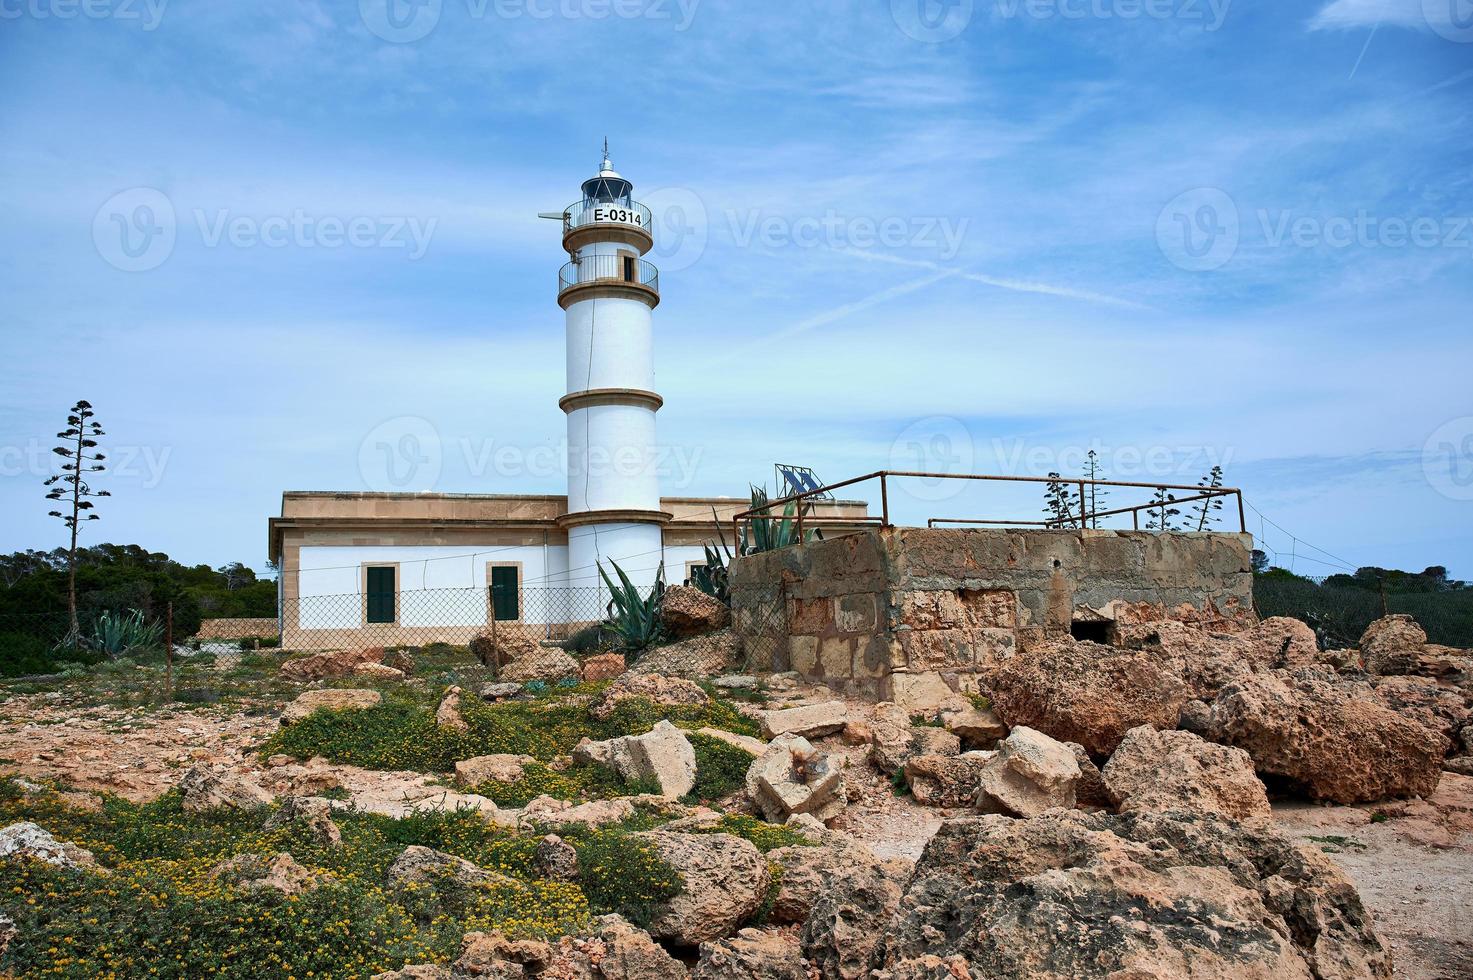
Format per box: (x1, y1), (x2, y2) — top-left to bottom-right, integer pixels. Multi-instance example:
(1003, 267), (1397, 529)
(775, 464), (833, 499)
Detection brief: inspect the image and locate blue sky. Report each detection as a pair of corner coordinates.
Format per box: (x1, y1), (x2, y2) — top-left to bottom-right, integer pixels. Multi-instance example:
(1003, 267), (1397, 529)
(1, 0), (1470, 578)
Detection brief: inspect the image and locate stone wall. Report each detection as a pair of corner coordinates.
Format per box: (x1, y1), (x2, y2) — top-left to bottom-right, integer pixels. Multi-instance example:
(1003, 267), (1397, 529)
(194, 617), (279, 641)
(729, 527), (1254, 702)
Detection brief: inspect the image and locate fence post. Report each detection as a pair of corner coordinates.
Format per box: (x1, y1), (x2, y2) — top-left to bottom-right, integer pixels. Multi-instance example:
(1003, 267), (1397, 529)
(165, 601), (174, 695)
(489, 597), (499, 678)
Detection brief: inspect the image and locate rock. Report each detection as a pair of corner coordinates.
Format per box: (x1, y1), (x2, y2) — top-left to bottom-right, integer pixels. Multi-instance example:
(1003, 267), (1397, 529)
(479, 682), (523, 701)
(470, 626), (539, 668)
(1360, 614), (1428, 675)
(178, 765), (272, 814)
(904, 752), (990, 807)
(1212, 668), (1447, 803)
(0, 822), (97, 869)
(435, 686), (468, 730)
(211, 851), (322, 896)
(280, 688), (382, 725)
(887, 672), (956, 712)
(800, 856), (904, 979)
(696, 726), (768, 756)
(534, 834), (579, 882)
(1177, 697), (1216, 737)
(264, 796), (342, 845)
(636, 831), (770, 946)
(974, 726), (1080, 817)
(370, 967), (450, 980)
(745, 733), (846, 823)
(633, 629), (741, 678)
(767, 833), (889, 925)
(870, 808), (1393, 980)
(712, 674), (758, 689)
(572, 915), (687, 979)
(758, 701), (848, 740)
(1103, 726), (1271, 823)
(986, 640), (1191, 755)
(1369, 674), (1470, 738)
(453, 931), (552, 976)
(695, 927), (806, 979)
(572, 720), (697, 799)
(840, 721), (872, 746)
(455, 754), (535, 788)
(351, 662), (405, 681)
(869, 703), (961, 776)
(580, 652), (626, 682)
(518, 796), (637, 829)
(590, 673), (711, 720)
(279, 646), (384, 682)
(0, 915), (14, 958)
(502, 648), (580, 683)
(938, 698), (1007, 747)
(663, 584), (732, 639)
(1444, 757), (1473, 777)
(386, 845), (515, 888)
(8, 778), (102, 813)
(1065, 742), (1110, 809)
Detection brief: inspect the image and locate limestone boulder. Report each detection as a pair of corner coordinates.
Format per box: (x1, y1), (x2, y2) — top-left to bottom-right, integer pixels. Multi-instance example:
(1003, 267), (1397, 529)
(869, 702), (961, 776)
(580, 652), (626, 682)
(279, 646), (384, 682)
(799, 855), (905, 980)
(386, 845), (516, 888)
(479, 681), (523, 701)
(635, 831), (770, 946)
(1360, 614), (1428, 675)
(870, 808), (1392, 979)
(758, 701), (848, 740)
(663, 584), (732, 639)
(534, 834), (579, 882)
(1065, 742), (1111, 810)
(986, 640), (1190, 756)
(0, 822), (98, 869)
(178, 765), (272, 814)
(745, 733), (846, 823)
(370, 967), (450, 980)
(696, 727), (767, 756)
(767, 831), (894, 926)
(279, 688), (382, 725)
(352, 662), (406, 682)
(937, 697), (1007, 747)
(517, 796), (637, 830)
(1369, 674), (1470, 739)
(501, 648), (579, 684)
(470, 626), (538, 668)
(633, 629), (741, 679)
(695, 928), (806, 980)
(903, 752), (991, 808)
(1103, 726), (1271, 823)
(575, 915), (688, 979)
(455, 754), (535, 788)
(435, 686), (468, 731)
(974, 726), (1080, 818)
(590, 673), (710, 720)
(1112, 617), (1325, 696)
(211, 851), (323, 896)
(1212, 668), (1447, 803)
(572, 720), (697, 799)
(264, 795), (342, 845)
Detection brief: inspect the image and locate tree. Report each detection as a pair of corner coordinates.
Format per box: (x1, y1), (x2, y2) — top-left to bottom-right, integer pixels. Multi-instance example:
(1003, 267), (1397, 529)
(1251, 549), (1270, 574)
(1144, 487), (1180, 531)
(217, 562), (257, 590)
(1043, 472), (1078, 529)
(1188, 465), (1225, 531)
(44, 400), (110, 640)
(1081, 450), (1108, 529)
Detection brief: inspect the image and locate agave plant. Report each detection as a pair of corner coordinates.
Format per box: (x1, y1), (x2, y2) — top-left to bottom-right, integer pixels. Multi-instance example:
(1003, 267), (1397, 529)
(597, 560), (667, 657)
(89, 608), (163, 657)
(740, 485), (822, 556)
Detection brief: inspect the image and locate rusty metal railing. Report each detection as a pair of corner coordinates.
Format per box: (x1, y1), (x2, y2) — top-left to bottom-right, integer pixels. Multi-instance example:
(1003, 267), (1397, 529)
(733, 470), (1246, 545)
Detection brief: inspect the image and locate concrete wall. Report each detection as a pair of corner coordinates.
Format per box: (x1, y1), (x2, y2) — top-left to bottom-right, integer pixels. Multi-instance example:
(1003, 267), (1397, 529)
(730, 527), (1254, 701)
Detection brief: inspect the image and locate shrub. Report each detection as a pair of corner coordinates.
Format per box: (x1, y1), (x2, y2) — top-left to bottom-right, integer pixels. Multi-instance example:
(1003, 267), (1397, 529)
(697, 813), (812, 853)
(563, 827), (681, 927)
(684, 732), (757, 803)
(473, 762), (647, 808)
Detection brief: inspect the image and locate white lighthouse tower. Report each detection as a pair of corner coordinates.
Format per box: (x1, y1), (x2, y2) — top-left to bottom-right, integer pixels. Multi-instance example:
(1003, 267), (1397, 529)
(555, 145), (668, 592)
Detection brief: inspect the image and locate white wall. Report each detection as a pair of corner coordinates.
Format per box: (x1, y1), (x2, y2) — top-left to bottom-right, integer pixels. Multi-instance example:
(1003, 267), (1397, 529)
(565, 297), (654, 392)
(294, 544), (569, 629)
(566, 403), (661, 513)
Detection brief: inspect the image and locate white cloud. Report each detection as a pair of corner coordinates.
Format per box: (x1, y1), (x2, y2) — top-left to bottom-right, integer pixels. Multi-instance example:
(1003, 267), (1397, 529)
(1308, 0), (1436, 31)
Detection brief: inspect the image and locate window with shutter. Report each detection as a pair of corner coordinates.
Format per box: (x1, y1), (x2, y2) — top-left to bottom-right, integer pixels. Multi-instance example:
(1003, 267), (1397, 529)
(365, 566), (396, 624)
(490, 565), (520, 621)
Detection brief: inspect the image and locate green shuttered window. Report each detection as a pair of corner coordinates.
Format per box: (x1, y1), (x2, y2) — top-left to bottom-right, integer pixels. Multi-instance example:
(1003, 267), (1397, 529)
(490, 565), (520, 621)
(365, 566), (396, 624)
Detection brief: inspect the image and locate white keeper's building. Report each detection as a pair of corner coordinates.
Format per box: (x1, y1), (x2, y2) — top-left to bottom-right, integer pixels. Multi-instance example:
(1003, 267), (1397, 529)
(268, 150), (866, 650)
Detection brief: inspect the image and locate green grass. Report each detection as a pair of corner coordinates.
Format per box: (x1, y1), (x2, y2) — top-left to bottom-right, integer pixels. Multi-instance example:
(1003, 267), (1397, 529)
(694, 813), (812, 854)
(472, 762), (658, 808)
(0, 777), (685, 978)
(263, 693), (759, 774)
(683, 732), (760, 804)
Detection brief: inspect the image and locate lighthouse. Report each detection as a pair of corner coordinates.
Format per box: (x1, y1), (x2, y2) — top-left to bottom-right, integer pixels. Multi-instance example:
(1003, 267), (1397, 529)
(555, 146), (668, 592)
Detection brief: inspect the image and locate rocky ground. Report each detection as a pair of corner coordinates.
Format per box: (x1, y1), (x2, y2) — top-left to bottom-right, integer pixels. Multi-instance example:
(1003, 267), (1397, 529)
(0, 592), (1470, 979)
